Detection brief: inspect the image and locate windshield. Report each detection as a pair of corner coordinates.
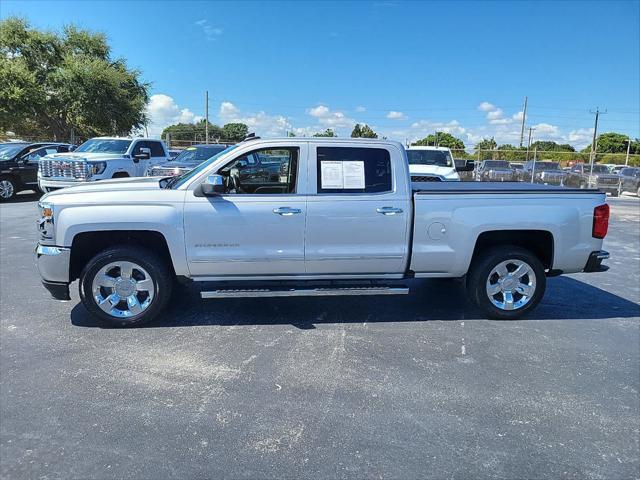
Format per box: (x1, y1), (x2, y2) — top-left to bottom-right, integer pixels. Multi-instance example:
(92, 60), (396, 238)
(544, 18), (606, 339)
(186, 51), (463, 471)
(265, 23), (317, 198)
(484, 161), (510, 168)
(167, 145), (239, 189)
(533, 162), (561, 170)
(589, 165), (610, 174)
(0, 144), (26, 160)
(75, 139), (132, 154)
(407, 150), (452, 167)
(170, 146), (227, 165)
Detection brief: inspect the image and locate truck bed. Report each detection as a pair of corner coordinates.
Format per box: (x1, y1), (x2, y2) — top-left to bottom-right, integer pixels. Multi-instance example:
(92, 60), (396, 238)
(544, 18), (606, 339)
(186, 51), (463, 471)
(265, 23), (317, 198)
(409, 182), (606, 277)
(412, 181), (599, 194)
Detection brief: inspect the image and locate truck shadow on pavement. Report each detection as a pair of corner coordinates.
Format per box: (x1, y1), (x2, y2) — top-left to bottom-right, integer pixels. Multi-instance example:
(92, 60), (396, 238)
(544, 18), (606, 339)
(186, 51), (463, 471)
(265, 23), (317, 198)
(70, 276), (640, 329)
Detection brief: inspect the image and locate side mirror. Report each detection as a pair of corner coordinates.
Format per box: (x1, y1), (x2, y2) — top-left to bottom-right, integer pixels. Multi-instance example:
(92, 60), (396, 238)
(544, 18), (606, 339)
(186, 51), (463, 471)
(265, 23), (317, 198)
(134, 147), (151, 162)
(200, 174), (225, 196)
(69, 145), (78, 152)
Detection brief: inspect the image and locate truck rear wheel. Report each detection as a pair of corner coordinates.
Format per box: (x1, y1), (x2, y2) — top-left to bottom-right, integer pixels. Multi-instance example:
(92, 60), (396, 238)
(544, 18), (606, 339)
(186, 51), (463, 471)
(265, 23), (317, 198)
(468, 246), (546, 320)
(79, 246), (173, 327)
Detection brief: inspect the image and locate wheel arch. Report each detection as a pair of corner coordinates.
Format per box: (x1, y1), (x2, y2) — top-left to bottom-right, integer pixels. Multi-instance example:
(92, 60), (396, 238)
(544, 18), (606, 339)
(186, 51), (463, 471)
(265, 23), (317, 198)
(470, 230), (554, 271)
(69, 230), (175, 282)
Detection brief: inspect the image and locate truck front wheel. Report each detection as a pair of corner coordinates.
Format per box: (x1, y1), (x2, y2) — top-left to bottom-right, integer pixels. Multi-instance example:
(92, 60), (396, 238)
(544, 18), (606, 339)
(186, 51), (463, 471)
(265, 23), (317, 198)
(79, 246), (173, 327)
(468, 246), (546, 320)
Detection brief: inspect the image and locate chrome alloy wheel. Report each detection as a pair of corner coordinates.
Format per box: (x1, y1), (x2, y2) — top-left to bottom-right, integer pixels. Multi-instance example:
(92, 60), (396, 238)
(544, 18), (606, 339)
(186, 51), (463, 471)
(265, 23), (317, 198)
(91, 261), (155, 318)
(485, 259), (537, 311)
(0, 180), (14, 199)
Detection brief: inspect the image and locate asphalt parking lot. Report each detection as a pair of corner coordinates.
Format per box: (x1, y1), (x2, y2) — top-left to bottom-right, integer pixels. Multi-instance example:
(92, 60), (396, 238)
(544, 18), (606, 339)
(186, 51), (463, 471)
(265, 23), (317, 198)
(1, 193), (639, 479)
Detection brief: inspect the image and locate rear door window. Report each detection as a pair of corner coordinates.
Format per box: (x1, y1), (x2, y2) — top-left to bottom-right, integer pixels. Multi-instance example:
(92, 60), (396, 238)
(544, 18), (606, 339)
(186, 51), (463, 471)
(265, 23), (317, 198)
(316, 147), (392, 194)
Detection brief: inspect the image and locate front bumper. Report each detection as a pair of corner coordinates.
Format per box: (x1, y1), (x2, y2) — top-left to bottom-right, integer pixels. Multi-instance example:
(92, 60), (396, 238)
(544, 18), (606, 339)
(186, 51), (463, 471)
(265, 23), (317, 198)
(38, 176), (87, 190)
(595, 185), (619, 194)
(35, 244), (71, 300)
(583, 250), (610, 273)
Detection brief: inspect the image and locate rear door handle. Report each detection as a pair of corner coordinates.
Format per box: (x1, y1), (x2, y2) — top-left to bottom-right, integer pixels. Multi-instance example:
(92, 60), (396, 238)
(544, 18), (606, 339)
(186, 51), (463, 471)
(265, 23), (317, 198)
(377, 207), (403, 215)
(273, 207), (302, 216)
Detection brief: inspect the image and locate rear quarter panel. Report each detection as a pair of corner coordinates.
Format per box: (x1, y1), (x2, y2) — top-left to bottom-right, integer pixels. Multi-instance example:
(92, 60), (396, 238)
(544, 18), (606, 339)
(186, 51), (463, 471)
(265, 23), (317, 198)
(410, 192), (607, 276)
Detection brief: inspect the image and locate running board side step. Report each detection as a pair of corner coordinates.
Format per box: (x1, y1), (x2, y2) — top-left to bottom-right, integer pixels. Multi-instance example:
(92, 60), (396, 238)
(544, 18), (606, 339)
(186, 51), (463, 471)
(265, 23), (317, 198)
(201, 286), (409, 299)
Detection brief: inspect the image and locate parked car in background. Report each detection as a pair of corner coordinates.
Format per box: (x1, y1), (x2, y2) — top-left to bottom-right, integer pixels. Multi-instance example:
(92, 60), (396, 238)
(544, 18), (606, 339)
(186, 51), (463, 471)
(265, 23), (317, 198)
(147, 144), (231, 177)
(510, 162), (524, 179)
(35, 137), (610, 326)
(475, 160), (515, 182)
(617, 167), (640, 196)
(454, 159), (475, 181)
(38, 137), (169, 192)
(407, 146), (460, 181)
(564, 163), (621, 196)
(0, 142), (72, 200)
(520, 161), (567, 186)
(611, 165), (626, 175)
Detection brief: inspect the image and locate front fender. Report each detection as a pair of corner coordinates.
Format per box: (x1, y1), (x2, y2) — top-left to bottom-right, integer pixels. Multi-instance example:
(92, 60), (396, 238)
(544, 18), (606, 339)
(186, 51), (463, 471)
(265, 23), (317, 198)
(56, 204), (188, 276)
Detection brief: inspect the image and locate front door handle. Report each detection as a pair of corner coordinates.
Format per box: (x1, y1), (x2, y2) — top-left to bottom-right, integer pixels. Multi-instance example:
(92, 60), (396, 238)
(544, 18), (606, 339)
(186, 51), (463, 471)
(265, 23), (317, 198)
(273, 207), (302, 216)
(377, 207), (403, 215)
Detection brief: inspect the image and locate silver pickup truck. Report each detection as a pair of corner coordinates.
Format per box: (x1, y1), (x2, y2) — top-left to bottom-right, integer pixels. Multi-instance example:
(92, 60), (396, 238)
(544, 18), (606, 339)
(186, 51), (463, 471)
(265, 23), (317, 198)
(35, 137), (610, 326)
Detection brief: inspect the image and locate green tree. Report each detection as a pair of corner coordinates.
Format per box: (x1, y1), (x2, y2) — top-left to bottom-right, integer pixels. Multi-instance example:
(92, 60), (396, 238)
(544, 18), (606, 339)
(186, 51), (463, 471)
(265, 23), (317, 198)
(221, 123), (249, 142)
(162, 120), (222, 142)
(313, 128), (337, 137)
(530, 141), (575, 152)
(413, 132), (465, 150)
(585, 132), (640, 154)
(351, 123), (377, 138)
(474, 137), (497, 160)
(0, 17), (149, 140)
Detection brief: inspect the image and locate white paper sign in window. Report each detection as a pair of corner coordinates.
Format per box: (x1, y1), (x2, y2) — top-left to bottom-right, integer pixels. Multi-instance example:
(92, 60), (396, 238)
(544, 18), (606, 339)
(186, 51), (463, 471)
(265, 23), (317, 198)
(320, 161), (344, 189)
(342, 161), (365, 189)
(320, 160), (366, 189)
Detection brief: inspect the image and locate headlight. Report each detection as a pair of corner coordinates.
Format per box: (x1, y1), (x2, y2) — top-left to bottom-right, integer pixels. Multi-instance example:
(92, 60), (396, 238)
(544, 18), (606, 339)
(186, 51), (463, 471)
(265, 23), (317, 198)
(38, 201), (53, 220)
(88, 161), (107, 175)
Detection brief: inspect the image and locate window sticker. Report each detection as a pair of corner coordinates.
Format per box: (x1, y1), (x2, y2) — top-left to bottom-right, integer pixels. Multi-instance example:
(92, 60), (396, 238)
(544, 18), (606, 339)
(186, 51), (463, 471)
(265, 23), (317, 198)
(320, 161), (366, 189)
(320, 161), (344, 189)
(342, 161), (365, 189)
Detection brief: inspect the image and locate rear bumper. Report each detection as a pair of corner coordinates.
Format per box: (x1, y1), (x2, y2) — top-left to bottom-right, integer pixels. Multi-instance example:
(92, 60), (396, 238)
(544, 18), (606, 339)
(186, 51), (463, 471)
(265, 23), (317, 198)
(35, 244), (71, 300)
(583, 250), (610, 273)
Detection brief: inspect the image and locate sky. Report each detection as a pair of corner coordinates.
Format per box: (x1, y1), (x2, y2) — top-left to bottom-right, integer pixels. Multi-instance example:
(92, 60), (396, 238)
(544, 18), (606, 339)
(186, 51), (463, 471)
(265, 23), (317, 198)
(2, 0), (639, 148)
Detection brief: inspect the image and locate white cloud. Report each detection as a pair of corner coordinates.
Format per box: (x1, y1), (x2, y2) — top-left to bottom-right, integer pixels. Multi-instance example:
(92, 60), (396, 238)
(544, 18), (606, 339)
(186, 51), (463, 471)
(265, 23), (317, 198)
(355, 106), (367, 112)
(195, 19), (223, 41)
(478, 101), (497, 112)
(567, 128), (594, 145)
(387, 111), (406, 120)
(512, 111), (524, 122)
(145, 94), (202, 136)
(486, 108), (504, 120)
(218, 101), (292, 136)
(306, 104), (354, 128)
(532, 123), (560, 136)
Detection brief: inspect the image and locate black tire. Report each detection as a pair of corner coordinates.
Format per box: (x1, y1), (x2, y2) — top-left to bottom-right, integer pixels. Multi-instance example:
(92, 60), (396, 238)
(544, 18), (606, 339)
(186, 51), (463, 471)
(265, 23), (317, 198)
(467, 246), (546, 320)
(636, 186), (640, 198)
(0, 175), (17, 201)
(79, 246), (173, 327)
(610, 190), (619, 197)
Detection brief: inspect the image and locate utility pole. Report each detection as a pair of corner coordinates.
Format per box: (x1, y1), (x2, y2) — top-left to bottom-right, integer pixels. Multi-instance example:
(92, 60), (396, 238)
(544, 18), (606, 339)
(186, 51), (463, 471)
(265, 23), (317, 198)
(625, 137), (632, 166)
(519, 96), (528, 147)
(589, 108), (607, 175)
(526, 127), (535, 161)
(205, 90), (209, 144)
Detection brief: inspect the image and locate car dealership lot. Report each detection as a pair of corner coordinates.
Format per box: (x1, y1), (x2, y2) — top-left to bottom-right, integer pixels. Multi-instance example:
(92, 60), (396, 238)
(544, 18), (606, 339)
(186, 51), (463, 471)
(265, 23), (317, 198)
(1, 194), (639, 479)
